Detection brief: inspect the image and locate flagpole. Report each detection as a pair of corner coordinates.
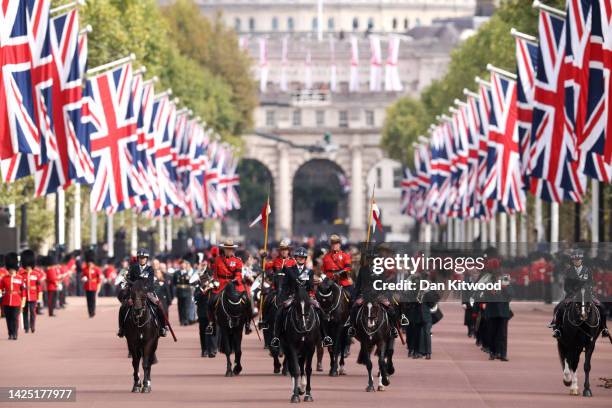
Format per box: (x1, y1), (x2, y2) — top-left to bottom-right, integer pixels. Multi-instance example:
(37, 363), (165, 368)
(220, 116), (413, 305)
(365, 184), (376, 248)
(261, 193), (270, 271)
(86, 53), (136, 77)
(591, 179), (599, 243)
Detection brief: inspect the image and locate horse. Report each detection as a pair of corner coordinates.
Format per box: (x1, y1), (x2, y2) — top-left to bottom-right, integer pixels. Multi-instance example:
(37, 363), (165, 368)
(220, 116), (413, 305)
(556, 287), (607, 397)
(215, 280), (249, 377)
(316, 278), (350, 376)
(280, 286), (320, 403)
(123, 279), (160, 393)
(260, 285), (288, 374)
(353, 294), (392, 392)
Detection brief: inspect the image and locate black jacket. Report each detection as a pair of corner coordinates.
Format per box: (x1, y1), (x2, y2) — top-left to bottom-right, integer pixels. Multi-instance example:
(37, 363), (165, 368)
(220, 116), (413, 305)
(281, 264), (314, 299)
(127, 263), (155, 289)
(564, 265), (593, 298)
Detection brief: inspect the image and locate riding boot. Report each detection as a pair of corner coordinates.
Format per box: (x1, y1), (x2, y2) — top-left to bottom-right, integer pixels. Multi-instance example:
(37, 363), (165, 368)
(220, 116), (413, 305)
(386, 306), (399, 338)
(156, 306), (167, 337)
(270, 308), (284, 348)
(117, 304), (127, 337)
(347, 305), (359, 337)
(315, 308), (333, 347)
(243, 294), (252, 335)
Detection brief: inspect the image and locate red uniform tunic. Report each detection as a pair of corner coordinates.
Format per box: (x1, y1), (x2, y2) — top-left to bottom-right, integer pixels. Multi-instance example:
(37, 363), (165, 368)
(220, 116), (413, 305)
(20, 268), (42, 302)
(213, 256), (244, 294)
(0, 273), (26, 307)
(46, 266), (60, 292)
(82, 264), (103, 292)
(322, 250), (353, 287)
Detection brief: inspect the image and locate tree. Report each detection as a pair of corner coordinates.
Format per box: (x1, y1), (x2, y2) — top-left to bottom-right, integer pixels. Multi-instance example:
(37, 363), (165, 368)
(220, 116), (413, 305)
(381, 97), (429, 166)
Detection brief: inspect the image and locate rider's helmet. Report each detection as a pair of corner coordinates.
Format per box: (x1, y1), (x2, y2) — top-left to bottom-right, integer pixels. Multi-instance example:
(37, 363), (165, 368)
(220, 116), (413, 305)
(294, 247), (308, 259)
(329, 234), (341, 244)
(570, 249), (584, 260)
(279, 239), (292, 250)
(137, 249), (150, 259)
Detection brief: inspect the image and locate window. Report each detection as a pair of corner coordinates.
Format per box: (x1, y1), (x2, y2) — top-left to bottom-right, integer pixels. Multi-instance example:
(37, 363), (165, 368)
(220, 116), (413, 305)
(287, 17), (295, 31)
(404, 18), (409, 30)
(272, 17), (279, 31)
(367, 18), (374, 30)
(249, 17), (255, 31)
(339, 110), (348, 128)
(376, 167), (383, 189)
(393, 167), (403, 188)
(292, 109), (302, 126)
(234, 18), (241, 32)
(266, 110), (276, 127)
(327, 17), (334, 31)
(352, 17), (359, 30)
(365, 110), (375, 126)
(312, 17), (318, 32)
(316, 110), (325, 126)
(392, 18), (397, 30)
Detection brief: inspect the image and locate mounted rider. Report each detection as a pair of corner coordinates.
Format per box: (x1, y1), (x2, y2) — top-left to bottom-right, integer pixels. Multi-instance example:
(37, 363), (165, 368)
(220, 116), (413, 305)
(205, 239), (252, 335)
(259, 239), (296, 329)
(347, 243), (404, 339)
(270, 246), (333, 348)
(321, 235), (354, 300)
(117, 249), (168, 338)
(550, 249), (609, 338)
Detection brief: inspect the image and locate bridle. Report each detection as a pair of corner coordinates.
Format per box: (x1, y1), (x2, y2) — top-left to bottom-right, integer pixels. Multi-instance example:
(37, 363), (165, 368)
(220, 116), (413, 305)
(289, 299), (318, 334)
(357, 301), (388, 339)
(316, 282), (342, 317)
(220, 285), (245, 325)
(130, 291), (153, 329)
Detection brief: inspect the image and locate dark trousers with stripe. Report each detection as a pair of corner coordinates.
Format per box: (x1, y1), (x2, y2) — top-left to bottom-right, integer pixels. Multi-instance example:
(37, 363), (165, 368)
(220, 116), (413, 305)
(22, 301), (37, 332)
(86, 291), (97, 317)
(48, 291), (57, 316)
(3, 305), (19, 338)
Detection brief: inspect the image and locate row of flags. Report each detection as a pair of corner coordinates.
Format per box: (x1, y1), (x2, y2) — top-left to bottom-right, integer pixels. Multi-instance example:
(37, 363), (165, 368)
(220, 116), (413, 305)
(0, 1), (240, 219)
(250, 35), (403, 93)
(400, 0), (611, 224)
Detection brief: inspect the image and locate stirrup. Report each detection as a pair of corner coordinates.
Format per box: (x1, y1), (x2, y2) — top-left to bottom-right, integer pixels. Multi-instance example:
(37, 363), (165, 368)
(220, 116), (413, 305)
(391, 327), (399, 338)
(205, 324), (214, 335)
(160, 327), (167, 337)
(552, 329), (561, 338)
(602, 327), (610, 337)
(347, 327), (356, 337)
(270, 337), (280, 348)
(322, 336), (333, 347)
(547, 322), (555, 329)
(117, 330), (124, 338)
(400, 314), (409, 326)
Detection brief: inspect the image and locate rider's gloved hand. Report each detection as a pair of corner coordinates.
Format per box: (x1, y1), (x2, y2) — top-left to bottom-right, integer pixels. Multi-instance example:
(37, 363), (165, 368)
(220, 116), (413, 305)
(127, 298), (134, 306)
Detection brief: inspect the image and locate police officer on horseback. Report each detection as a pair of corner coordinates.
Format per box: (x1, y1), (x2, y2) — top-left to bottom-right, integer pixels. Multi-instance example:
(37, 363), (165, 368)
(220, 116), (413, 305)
(117, 249), (167, 338)
(270, 246), (333, 348)
(550, 249), (609, 338)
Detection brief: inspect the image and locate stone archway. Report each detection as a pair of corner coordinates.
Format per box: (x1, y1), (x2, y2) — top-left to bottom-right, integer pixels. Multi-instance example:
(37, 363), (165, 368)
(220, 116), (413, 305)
(292, 159), (349, 237)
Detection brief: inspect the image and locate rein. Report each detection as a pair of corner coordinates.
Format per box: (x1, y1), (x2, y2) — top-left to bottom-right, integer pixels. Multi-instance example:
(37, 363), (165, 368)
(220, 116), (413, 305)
(317, 284), (342, 317)
(289, 302), (318, 334)
(221, 288), (245, 320)
(357, 303), (388, 338)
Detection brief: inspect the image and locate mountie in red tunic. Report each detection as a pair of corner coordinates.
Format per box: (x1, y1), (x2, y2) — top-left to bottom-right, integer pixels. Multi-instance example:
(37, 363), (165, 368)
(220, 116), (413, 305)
(20, 268), (42, 302)
(322, 250), (353, 287)
(0, 273), (26, 307)
(82, 264), (103, 292)
(213, 256), (244, 294)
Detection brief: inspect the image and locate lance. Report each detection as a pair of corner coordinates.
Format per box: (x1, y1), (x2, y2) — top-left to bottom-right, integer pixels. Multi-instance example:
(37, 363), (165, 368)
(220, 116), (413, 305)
(258, 188), (271, 327)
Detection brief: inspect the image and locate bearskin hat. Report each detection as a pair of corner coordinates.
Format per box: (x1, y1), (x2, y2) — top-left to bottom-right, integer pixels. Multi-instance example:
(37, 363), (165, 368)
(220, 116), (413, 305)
(5, 252), (20, 271)
(20, 249), (36, 268)
(84, 249), (96, 263)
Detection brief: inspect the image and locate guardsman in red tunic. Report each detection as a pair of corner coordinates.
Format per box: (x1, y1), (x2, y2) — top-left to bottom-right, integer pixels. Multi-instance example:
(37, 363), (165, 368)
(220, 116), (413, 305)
(206, 239), (251, 335)
(0, 253), (26, 340)
(0, 255), (7, 310)
(321, 234), (354, 299)
(20, 249), (42, 333)
(45, 256), (60, 316)
(82, 250), (102, 318)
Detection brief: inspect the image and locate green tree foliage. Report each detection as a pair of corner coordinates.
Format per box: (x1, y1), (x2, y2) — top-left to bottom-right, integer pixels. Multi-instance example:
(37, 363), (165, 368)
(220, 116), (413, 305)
(383, 0), (565, 164)
(381, 98), (428, 166)
(161, 0), (258, 136)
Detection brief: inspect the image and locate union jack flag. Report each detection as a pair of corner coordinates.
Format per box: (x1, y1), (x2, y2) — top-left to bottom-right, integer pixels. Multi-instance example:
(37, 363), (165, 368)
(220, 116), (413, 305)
(399, 167), (416, 216)
(34, 9), (93, 196)
(581, 0), (612, 181)
(530, 9), (585, 202)
(219, 154), (241, 212)
(83, 62), (138, 213)
(463, 96), (481, 219)
(0, 0), (40, 163)
(136, 79), (156, 212)
(487, 72), (525, 212)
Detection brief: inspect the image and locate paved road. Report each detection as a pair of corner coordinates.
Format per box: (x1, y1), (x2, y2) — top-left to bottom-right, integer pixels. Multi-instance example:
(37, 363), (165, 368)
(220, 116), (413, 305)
(0, 298), (610, 408)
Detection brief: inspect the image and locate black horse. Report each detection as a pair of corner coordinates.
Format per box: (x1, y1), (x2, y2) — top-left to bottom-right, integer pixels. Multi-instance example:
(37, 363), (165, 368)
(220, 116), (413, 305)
(316, 278), (350, 376)
(353, 294), (393, 392)
(556, 288), (607, 397)
(280, 286), (320, 403)
(260, 286), (288, 374)
(216, 280), (249, 377)
(123, 279), (160, 393)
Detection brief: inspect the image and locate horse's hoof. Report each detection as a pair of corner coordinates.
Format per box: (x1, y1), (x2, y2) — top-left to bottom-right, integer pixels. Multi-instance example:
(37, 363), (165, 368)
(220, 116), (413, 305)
(582, 389), (592, 397)
(382, 376), (390, 387)
(304, 394), (314, 402)
(386, 363), (395, 376)
(339, 367), (346, 376)
(225, 370), (234, 377)
(329, 369), (338, 377)
(131, 385), (141, 393)
(569, 389), (579, 396)
(141, 386), (151, 393)
(563, 379), (572, 387)
(233, 365), (242, 376)
(290, 394), (300, 403)
(366, 385), (375, 392)
(274, 365), (281, 374)
(377, 385), (385, 391)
